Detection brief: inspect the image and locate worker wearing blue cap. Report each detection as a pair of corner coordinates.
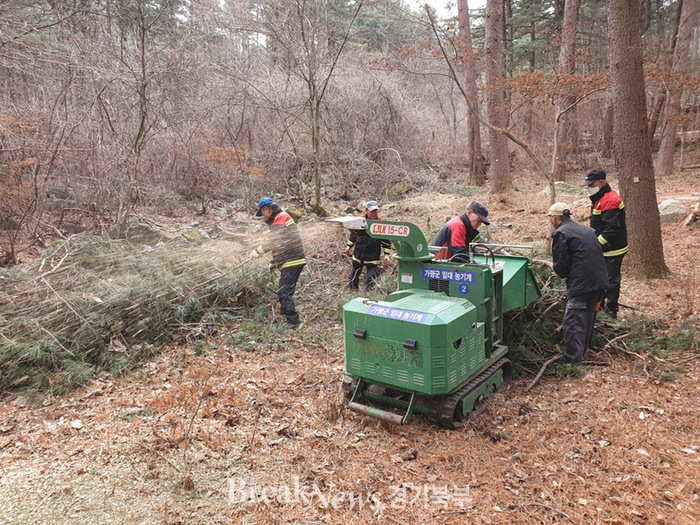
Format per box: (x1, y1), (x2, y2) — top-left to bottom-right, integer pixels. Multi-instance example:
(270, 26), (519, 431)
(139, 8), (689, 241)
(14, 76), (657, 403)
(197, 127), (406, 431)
(251, 197), (306, 329)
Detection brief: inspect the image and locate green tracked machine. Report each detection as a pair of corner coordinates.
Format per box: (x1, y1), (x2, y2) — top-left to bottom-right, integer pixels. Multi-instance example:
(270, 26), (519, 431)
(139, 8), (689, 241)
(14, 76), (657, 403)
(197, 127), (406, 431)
(332, 217), (541, 428)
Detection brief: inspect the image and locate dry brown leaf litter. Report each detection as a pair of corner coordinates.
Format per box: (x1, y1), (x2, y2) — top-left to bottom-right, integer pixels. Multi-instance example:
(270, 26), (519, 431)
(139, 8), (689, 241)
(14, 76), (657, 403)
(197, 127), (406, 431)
(0, 169), (698, 524)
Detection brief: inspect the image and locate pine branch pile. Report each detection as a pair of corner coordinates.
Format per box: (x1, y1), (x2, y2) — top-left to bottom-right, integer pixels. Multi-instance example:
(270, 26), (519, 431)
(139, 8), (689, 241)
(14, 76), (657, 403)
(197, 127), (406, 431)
(505, 263), (620, 376)
(0, 236), (272, 395)
(503, 264), (569, 375)
(505, 262), (699, 380)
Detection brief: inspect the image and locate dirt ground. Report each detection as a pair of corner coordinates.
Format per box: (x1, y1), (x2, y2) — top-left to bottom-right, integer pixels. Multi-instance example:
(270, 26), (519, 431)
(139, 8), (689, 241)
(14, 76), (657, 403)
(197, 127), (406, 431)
(0, 167), (698, 524)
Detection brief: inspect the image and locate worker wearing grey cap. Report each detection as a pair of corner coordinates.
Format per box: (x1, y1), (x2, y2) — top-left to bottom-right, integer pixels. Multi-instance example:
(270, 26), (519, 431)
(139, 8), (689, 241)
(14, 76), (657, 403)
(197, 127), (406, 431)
(431, 201), (490, 262)
(345, 200), (391, 291)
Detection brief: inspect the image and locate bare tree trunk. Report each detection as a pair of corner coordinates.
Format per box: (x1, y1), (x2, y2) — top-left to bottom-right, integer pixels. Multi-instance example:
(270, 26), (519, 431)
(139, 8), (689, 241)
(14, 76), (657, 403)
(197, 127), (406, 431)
(296, 0), (325, 214)
(529, 22), (536, 73)
(679, 123), (686, 169)
(553, 0), (580, 182)
(311, 89), (323, 214)
(503, 0), (513, 79)
(485, 0), (511, 193)
(458, 0), (484, 186)
(602, 97), (614, 158)
(116, 0), (152, 239)
(523, 21), (536, 142)
(647, 0), (683, 145)
(647, 94), (666, 145)
(655, 0), (697, 175)
(293, 0), (362, 215)
(503, 0), (513, 121)
(607, 0), (669, 277)
(554, 0), (565, 21)
(690, 11), (699, 69)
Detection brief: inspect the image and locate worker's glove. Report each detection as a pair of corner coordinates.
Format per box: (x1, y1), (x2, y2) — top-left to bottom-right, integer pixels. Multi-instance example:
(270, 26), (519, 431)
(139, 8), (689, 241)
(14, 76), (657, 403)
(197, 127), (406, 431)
(382, 258), (389, 268)
(345, 248), (352, 257)
(250, 249), (259, 259)
(268, 263), (276, 273)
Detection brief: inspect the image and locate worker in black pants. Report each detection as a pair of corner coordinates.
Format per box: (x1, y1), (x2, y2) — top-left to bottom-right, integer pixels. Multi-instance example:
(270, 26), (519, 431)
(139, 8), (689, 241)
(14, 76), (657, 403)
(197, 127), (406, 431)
(277, 265), (304, 327)
(251, 197), (307, 329)
(548, 203), (608, 366)
(346, 200), (391, 291)
(582, 169), (628, 319)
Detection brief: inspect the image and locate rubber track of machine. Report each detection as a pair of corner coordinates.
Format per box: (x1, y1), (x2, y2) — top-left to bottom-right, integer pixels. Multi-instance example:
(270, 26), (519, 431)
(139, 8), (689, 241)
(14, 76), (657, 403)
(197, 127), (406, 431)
(436, 358), (512, 429)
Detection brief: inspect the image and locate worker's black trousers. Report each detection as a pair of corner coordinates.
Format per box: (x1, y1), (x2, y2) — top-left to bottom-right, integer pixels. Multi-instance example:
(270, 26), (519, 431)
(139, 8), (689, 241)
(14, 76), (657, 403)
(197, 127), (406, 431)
(278, 265), (304, 326)
(561, 291), (601, 366)
(349, 260), (379, 291)
(603, 254), (625, 317)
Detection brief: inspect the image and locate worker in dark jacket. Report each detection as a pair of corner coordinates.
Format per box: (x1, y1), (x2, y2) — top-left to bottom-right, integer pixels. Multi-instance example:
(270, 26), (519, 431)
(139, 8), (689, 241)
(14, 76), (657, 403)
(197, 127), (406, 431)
(431, 201), (490, 261)
(582, 169), (628, 319)
(251, 197), (306, 329)
(549, 202), (608, 366)
(346, 200), (391, 291)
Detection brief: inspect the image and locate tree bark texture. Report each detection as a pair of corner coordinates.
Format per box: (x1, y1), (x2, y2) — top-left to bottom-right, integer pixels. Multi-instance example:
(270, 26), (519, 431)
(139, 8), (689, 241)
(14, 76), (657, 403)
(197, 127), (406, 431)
(646, 0), (684, 145)
(458, 0), (484, 186)
(485, 0), (511, 193)
(503, 0), (513, 118)
(602, 98), (614, 158)
(607, 0), (668, 277)
(116, 0), (152, 239)
(553, 0), (580, 182)
(647, 94), (666, 145)
(655, 0), (697, 175)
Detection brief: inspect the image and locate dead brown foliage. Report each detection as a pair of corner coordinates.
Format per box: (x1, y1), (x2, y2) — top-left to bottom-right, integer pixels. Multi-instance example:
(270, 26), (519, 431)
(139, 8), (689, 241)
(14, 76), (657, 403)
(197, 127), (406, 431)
(0, 168), (698, 524)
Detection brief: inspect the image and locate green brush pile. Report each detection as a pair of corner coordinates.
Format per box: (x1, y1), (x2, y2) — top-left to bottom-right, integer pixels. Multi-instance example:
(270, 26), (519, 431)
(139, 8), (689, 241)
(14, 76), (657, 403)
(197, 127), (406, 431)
(504, 262), (698, 378)
(503, 261), (622, 375)
(0, 236), (272, 396)
(503, 263), (569, 376)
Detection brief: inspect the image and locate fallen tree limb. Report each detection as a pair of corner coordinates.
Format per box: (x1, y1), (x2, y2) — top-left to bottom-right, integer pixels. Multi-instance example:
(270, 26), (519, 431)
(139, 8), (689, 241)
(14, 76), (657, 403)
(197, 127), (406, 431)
(666, 354), (700, 365)
(525, 354), (561, 392)
(535, 300), (561, 324)
(619, 347), (650, 385)
(532, 258), (554, 270)
(139, 443), (182, 473)
(602, 333), (631, 352)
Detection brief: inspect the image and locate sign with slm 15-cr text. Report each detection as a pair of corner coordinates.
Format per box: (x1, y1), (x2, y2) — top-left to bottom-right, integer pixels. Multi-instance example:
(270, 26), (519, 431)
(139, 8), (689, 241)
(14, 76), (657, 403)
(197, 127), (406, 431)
(369, 223), (410, 237)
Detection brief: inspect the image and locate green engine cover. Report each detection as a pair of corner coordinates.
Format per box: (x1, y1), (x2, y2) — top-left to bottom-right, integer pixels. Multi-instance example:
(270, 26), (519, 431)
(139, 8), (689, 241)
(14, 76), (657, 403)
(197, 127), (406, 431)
(343, 289), (486, 395)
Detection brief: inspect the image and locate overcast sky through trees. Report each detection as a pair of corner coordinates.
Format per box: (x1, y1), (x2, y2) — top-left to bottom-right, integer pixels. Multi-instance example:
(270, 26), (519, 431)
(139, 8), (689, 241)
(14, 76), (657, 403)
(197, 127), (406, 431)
(416, 0), (487, 19)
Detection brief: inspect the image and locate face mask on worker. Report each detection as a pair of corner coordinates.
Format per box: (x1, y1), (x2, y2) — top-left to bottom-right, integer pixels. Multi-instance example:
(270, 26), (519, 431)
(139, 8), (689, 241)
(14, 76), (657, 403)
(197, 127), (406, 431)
(587, 186), (600, 196)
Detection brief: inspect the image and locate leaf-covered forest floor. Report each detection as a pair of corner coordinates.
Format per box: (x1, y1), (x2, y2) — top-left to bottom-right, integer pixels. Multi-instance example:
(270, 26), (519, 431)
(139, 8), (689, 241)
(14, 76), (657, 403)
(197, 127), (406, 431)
(0, 166), (698, 524)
